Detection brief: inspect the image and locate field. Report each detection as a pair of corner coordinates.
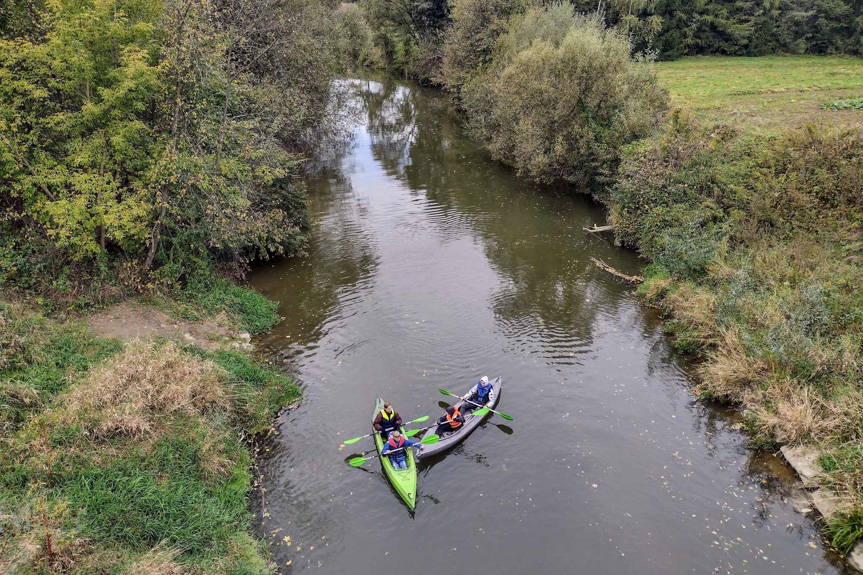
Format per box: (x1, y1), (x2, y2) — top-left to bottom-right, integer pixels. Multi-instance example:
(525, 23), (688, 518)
(655, 56), (863, 130)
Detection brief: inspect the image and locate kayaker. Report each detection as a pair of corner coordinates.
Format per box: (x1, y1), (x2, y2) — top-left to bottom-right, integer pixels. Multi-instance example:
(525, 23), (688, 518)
(437, 404), (465, 433)
(381, 431), (420, 470)
(373, 402), (402, 438)
(462, 375), (495, 409)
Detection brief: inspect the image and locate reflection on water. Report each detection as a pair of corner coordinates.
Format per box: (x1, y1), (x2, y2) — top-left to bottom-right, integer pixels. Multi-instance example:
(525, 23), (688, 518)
(248, 78), (845, 574)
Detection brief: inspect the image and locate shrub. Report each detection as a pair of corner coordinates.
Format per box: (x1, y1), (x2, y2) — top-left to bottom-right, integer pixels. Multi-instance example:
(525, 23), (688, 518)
(462, 8), (669, 188)
(441, 0), (529, 94)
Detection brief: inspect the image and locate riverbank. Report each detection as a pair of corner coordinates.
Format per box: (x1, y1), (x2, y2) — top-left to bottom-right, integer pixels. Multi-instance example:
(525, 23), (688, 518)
(603, 56), (863, 558)
(0, 282), (299, 573)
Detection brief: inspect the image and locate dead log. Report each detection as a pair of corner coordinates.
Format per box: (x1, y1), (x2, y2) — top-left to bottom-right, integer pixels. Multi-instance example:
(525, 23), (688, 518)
(583, 224), (614, 233)
(590, 258), (644, 284)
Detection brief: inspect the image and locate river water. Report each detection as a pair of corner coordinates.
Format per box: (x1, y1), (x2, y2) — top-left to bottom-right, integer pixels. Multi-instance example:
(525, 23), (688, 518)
(248, 79), (844, 575)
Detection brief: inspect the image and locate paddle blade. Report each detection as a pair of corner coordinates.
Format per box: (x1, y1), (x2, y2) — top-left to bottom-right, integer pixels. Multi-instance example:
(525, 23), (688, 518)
(405, 428), (422, 437)
(349, 456), (371, 467)
(342, 436), (364, 445)
(438, 388), (456, 397)
(420, 434), (440, 445)
(471, 407), (490, 417)
(497, 412), (514, 421)
(410, 415), (429, 424)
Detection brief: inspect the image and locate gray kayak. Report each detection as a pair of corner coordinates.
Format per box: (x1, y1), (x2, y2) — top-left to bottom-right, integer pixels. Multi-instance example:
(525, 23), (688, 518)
(416, 377), (502, 460)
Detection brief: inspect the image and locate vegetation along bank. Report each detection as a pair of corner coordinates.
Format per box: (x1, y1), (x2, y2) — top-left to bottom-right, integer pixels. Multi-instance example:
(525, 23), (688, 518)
(0, 0), (363, 571)
(348, 0), (863, 559)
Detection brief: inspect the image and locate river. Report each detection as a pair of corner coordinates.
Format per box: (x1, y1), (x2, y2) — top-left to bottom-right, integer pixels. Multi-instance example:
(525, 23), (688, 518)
(248, 78), (845, 575)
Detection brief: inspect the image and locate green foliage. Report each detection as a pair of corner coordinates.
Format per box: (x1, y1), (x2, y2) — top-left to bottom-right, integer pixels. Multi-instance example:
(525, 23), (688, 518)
(169, 278), (279, 335)
(0, 300), (301, 572)
(825, 97), (863, 110)
(614, 113), (862, 501)
(826, 512), (863, 555)
(591, 0), (863, 58)
(0, 0), (338, 295)
(441, 0), (528, 93)
(200, 348), (301, 433)
(334, 5), (377, 71)
(62, 435), (251, 554)
(460, 8), (669, 188)
(360, 0), (450, 79)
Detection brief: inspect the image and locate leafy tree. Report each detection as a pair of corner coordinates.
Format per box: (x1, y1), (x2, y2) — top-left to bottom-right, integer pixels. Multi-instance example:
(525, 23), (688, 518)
(0, 0), (341, 291)
(462, 7), (669, 188)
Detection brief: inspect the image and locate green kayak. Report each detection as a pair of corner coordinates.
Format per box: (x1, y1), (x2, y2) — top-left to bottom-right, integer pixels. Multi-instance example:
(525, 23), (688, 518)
(372, 398), (417, 510)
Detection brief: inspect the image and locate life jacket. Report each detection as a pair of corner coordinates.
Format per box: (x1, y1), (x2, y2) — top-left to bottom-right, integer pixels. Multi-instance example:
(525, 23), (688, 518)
(476, 380), (492, 403)
(380, 409), (397, 432)
(386, 435), (406, 462)
(446, 406), (463, 428)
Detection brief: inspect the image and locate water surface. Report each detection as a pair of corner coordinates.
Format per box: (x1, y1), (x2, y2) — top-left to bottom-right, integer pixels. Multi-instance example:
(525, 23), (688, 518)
(249, 79), (843, 575)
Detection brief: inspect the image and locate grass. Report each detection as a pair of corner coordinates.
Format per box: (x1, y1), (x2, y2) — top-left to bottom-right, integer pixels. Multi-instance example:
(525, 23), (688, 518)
(0, 298), (299, 573)
(0, 303), (122, 433)
(655, 55), (863, 130)
(153, 278), (280, 335)
(611, 60), (863, 553)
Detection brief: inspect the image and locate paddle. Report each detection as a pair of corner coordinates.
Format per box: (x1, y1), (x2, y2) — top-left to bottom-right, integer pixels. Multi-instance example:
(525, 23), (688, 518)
(341, 415), (430, 445)
(348, 434), (441, 467)
(438, 388), (514, 421)
(404, 407), (490, 437)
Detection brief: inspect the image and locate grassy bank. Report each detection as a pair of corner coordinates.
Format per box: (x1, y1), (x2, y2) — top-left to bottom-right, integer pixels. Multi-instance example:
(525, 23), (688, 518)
(611, 56), (863, 554)
(0, 285), (299, 574)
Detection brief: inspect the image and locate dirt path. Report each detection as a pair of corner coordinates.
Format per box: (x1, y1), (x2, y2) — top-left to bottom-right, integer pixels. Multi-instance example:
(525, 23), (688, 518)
(88, 302), (251, 351)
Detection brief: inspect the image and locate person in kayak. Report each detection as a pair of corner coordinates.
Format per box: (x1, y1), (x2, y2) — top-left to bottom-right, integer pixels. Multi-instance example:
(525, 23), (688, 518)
(437, 404), (465, 434)
(373, 402), (402, 438)
(381, 431), (420, 469)
(462, 376), (495, 409)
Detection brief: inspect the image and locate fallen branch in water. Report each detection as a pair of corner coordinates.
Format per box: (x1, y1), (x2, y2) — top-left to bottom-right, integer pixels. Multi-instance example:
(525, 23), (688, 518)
(590, 258), (644, 284)
(583, 224), (614, 233)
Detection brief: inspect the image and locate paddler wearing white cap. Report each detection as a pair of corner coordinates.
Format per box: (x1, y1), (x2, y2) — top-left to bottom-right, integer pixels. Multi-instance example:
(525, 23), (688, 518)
(461, 375), (495, 408)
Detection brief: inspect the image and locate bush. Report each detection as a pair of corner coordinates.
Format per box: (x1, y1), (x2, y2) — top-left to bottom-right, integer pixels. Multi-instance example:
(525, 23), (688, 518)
(461, 8), (669, 188)
(441, 0), (527, 94)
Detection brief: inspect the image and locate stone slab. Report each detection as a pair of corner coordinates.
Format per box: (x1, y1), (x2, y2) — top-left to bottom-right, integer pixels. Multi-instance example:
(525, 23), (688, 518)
(811, 488), (853, 520)
(780, 445), (822, 485)
(848, 542), (863, 573)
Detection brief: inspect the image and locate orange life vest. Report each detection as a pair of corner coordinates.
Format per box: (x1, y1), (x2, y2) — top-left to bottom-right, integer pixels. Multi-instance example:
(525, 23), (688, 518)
(446, 406), (463, 428)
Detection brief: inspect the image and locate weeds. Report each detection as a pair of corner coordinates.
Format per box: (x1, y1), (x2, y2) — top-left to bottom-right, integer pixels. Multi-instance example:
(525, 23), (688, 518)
(0, 299), (299, 573)
(166, 278), (280, 335)
(824, 98), (863, 111)
(613, 114), (863, 551)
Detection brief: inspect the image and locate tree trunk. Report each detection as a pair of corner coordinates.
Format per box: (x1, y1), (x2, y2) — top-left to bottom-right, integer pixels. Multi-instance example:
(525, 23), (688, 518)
(144, 2), (191, 271)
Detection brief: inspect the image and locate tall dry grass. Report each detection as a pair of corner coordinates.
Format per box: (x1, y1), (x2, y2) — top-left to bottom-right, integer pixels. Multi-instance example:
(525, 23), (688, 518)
(61, 340), (229, 442)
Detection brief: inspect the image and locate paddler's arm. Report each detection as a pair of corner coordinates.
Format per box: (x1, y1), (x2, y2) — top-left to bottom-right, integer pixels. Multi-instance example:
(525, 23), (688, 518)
(461, 384), (478, 401)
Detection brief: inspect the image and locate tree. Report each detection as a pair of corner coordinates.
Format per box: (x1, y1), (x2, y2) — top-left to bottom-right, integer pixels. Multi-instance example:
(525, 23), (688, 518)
(462, 7), (669, 188)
